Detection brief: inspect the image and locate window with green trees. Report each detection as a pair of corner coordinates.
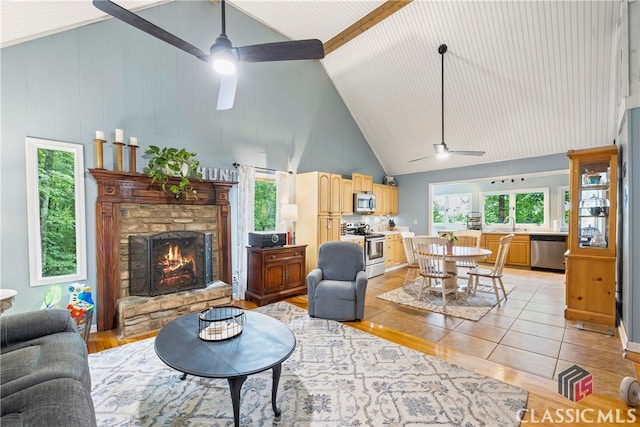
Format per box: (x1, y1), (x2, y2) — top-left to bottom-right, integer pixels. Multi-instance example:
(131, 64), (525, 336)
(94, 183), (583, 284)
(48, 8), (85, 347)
(432, 193), (471, 224)
(481, 188), (548, 227)
(254, 179), (277, 231)
(38, 148), (78, 276)
(26, 137), (86, 286)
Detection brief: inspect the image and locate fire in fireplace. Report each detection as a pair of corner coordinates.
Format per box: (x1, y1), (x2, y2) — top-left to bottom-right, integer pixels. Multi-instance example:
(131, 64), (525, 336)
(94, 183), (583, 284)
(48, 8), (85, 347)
(129, 231), (213, 296)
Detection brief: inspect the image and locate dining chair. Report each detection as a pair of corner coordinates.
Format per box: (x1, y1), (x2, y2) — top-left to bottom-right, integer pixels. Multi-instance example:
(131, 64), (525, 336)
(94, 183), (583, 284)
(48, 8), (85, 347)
(413, 236), (458, 307)
(466, 233), (514, 305)
(401, 234), (419, 285)
(452, 229), (483, 270)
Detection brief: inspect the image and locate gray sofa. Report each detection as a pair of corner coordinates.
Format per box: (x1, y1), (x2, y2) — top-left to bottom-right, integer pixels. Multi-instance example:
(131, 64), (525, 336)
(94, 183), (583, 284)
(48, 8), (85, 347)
(307, 240), (368, 321)
(1, 309), (96, 426)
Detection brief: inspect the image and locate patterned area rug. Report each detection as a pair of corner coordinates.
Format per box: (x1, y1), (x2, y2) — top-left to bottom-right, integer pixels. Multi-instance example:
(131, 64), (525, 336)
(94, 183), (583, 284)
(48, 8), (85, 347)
(377, 278), (515, 321)
(89, 302), (527, 426)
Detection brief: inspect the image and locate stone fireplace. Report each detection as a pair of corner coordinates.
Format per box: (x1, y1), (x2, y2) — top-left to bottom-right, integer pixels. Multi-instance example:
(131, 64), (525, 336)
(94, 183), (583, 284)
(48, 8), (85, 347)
(90, 169), (236, 335)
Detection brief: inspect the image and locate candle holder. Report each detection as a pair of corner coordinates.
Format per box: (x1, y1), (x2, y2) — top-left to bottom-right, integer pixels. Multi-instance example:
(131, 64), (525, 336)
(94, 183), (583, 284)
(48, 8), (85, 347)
(113, 142), (125, 171)
(94, 138), (106, 169)
(128, 144), (138, 173)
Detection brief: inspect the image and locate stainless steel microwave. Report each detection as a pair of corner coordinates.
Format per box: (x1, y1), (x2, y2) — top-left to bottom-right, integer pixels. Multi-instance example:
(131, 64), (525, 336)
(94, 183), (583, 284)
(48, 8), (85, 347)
(353, 192), (376, 213)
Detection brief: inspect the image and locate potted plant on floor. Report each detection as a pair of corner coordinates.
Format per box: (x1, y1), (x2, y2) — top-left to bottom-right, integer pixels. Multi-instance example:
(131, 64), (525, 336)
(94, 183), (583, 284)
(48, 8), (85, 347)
(143, 145), (202, 199)
(443, 231), (457, 254)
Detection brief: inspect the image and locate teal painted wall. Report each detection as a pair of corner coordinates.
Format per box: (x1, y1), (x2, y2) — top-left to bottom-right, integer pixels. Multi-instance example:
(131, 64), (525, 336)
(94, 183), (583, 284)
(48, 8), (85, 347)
(0, 1), (385, 314)
(620, 107), (639, 344)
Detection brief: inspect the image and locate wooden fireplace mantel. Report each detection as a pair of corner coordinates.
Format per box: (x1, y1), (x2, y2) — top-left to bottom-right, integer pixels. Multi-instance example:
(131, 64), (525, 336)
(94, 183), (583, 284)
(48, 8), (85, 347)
(89, 169), (237, 331)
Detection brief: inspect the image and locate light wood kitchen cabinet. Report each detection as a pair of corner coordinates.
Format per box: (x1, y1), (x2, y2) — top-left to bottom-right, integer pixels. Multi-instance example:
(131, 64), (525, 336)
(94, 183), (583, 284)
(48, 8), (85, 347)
(508, 235), (530, 266)
(352, 173), (373, 193)
(341, 179), (353, 214)
(341, 235), (365, 249)
(565, 145), (618, 327)
(373, 183), (385, 214)
(296, 171), (342, 273)
(482, 233), (530, 267)
(318, 216), (341, 246)
(388, 186), (399, 215)
(246, 245), (307, 306)
(384, 233), (406, 267)
(317, 172), (342, 215)
(373, 184), (399, 215)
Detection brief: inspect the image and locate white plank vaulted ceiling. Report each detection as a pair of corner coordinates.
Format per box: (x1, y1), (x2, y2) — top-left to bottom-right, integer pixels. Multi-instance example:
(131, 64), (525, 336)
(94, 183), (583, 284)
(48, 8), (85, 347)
(0, 0), (621, 176)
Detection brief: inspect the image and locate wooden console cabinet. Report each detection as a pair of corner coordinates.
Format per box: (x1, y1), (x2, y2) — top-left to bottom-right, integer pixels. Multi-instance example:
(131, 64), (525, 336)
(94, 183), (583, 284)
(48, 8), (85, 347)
(246, 245), (308, 306)
(565, 145), (618, 326)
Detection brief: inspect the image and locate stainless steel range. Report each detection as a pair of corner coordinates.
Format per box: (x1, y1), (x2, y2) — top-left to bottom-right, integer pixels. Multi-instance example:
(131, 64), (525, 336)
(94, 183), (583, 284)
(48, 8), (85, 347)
(344, 222), (386, 278)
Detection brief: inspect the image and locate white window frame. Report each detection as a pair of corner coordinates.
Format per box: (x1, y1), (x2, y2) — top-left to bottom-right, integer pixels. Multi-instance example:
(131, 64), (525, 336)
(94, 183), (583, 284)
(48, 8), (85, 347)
(479, 187), (550, 228)
(432, 192), (472, 225)
(25, 137), (87, 286)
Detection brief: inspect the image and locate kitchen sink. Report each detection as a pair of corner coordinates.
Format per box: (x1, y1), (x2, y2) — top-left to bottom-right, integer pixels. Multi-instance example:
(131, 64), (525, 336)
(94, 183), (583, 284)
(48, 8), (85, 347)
(484, 227), (520, 233)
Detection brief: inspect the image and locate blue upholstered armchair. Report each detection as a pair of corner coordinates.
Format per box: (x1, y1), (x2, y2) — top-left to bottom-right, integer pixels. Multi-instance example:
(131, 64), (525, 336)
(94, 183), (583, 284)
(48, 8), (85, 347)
(307, 241), (368, 321)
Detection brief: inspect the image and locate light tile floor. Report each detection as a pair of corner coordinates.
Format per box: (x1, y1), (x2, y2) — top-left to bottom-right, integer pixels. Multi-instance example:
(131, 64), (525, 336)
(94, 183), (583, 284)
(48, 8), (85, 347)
(363, 266), (635, 399)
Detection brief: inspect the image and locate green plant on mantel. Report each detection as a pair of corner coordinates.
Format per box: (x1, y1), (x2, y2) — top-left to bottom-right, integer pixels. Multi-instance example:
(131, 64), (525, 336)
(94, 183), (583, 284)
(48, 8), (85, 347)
(143, 145), (202, 199)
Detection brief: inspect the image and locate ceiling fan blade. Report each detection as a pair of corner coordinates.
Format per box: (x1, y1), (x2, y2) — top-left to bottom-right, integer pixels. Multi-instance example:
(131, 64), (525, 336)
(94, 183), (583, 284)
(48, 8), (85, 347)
(93, 0), (208, 61)
(237, 39), (324, 62)
(450, 150), (486, 156)
(408, 155), (434, 162)
(217, 73), (238, 110)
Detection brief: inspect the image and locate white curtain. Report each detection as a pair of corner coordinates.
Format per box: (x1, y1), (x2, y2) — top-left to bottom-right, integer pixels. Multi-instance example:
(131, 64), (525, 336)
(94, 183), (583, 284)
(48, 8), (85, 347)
(275, 170), (290, 232)
(236, 165), (255, 300)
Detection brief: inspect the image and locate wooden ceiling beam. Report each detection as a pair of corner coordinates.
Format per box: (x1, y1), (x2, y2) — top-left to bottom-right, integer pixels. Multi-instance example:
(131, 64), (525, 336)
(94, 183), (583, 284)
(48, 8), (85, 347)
(323, 0), (413, 56)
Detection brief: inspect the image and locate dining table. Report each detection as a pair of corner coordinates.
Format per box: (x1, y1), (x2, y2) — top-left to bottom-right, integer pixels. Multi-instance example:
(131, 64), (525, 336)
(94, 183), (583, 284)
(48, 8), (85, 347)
(441, 246), (492, 292)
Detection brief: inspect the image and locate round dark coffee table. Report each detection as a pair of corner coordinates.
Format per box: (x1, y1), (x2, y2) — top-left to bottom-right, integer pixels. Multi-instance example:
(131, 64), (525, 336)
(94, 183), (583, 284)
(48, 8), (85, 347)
(154, 310), (296, 427)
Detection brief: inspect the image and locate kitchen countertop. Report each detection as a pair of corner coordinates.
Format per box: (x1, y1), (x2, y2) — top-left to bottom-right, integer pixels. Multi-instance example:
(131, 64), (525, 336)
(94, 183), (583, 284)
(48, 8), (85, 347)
(481, 229), (568, 236)
(340, 235), (365, 241)
(438, 228), (567, 236)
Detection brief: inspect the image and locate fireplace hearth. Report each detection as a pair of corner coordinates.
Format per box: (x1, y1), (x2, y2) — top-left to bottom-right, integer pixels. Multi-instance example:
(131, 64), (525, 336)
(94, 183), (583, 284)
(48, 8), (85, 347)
(129, 231), (212, 296)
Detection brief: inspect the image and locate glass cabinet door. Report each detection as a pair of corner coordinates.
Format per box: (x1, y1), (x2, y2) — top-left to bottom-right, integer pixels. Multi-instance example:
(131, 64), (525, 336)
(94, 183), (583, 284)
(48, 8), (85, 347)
(576, 159), (611, 249)
(567, 145), (617, 256)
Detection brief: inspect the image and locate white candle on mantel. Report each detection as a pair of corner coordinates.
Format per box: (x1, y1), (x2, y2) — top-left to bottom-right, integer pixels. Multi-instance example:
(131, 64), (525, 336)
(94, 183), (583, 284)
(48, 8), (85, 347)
(115, 128), (124, 142)
(95, 130), (105, 140)
(129, 137), (138, 146)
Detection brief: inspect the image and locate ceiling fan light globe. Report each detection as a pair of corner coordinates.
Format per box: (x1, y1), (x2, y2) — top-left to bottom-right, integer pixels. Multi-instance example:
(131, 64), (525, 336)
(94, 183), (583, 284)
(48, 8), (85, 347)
(211, 57), (236, 75)
(433, 143), (446, 154)
(436, 152), (450, 160)
(209, 35), (237, 75)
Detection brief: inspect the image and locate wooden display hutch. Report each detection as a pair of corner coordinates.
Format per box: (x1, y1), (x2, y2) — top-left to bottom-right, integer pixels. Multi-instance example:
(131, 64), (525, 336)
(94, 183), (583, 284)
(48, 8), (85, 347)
(246, 244), (307, 306)
(565, 145), (618, 327)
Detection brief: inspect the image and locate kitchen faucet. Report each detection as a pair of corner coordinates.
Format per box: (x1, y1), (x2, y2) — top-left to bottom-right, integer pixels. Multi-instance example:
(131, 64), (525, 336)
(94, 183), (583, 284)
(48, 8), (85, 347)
(503, 216), (516, 231)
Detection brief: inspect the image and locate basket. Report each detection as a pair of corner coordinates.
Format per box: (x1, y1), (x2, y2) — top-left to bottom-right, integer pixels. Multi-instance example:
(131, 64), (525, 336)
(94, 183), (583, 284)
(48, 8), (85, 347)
(198, 305), (246, 341)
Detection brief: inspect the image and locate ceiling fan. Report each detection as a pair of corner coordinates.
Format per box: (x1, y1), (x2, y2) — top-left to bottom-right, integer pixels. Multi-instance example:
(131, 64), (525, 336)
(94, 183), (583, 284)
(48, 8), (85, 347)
(92, 0), (324, 110)
(409, 44), (485, 162)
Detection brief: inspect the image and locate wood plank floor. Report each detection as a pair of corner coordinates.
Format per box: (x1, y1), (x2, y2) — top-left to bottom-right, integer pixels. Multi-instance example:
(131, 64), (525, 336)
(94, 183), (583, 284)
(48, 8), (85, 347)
(88, 266), (640, 425)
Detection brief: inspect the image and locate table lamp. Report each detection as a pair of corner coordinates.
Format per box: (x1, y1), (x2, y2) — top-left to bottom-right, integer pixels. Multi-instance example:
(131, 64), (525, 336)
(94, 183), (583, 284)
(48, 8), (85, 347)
(281, 204), (298, 244)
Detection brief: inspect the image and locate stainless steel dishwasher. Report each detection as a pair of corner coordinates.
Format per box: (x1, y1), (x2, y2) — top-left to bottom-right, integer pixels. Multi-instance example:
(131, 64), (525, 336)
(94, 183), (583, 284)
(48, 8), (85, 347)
(530, 235), (567, 272)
